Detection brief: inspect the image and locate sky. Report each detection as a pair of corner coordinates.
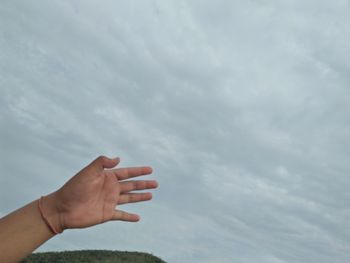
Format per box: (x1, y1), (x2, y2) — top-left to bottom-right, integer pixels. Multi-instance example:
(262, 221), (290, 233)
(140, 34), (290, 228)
(1, 0), (350, 262)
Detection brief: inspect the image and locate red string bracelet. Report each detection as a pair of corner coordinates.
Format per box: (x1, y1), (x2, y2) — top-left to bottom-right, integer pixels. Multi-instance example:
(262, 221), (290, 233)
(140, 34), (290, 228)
(38, 196), (63, 235)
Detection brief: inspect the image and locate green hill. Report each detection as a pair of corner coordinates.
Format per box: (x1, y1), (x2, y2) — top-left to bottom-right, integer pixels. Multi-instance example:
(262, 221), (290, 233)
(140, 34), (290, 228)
(20, 250), (166, 263)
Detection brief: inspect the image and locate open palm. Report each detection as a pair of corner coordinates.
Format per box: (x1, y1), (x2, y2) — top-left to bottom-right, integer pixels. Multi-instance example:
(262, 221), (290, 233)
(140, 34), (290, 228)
(52, 156), (158, 230)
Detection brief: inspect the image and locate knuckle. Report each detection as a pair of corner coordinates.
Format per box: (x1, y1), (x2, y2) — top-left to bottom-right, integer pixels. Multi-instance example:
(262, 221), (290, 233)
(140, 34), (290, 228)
(98, 155), (107, 161)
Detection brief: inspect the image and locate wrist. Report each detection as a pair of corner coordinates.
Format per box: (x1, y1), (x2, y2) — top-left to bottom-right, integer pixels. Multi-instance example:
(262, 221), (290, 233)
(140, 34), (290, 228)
(39, 193), (64, 234)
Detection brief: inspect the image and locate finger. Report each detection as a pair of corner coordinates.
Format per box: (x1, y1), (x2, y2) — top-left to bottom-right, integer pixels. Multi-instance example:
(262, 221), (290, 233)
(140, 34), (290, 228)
(90, 156), (120, 169)
(120, 180), (158, 193)
(112, 210), (140, 222)
(111, 166), (153, 180)
(101, 156), (120, 169)
(118, 193), (152, 205)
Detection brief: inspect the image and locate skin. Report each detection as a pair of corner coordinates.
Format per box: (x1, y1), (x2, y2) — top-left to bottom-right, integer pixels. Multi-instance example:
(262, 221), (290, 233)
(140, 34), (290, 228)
(0, 156), (158, 263)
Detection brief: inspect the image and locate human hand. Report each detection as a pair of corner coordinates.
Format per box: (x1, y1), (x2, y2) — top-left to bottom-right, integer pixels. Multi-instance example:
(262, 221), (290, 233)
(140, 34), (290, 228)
(42, 156), (158, 233)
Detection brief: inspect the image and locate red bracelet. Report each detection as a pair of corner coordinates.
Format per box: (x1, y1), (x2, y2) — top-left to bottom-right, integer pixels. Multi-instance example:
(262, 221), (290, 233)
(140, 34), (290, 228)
(38, 196), (63, 235)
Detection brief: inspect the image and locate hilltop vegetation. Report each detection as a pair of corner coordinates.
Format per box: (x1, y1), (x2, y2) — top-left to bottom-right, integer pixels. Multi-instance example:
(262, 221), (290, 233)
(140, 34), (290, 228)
(20, 250), (166, 263)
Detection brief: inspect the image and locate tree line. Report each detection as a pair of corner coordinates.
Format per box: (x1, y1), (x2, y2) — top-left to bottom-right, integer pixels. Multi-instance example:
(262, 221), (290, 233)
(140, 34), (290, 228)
(20, 250), (166, 263)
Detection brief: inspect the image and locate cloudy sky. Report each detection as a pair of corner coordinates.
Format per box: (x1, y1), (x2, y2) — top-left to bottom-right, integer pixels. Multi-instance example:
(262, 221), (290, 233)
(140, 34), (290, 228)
(1, 0), (350, 262)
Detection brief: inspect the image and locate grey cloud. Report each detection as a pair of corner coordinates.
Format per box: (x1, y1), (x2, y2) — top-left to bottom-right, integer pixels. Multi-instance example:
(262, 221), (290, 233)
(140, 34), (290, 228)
(1, 1), (350, 262)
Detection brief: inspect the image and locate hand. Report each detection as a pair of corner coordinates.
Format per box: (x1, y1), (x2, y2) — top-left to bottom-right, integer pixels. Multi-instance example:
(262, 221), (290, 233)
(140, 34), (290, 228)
(43, 156), (158, 232)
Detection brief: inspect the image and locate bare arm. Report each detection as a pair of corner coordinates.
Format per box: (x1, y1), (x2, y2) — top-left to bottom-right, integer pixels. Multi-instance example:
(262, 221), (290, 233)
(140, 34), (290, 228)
(0, 156), (158, 263)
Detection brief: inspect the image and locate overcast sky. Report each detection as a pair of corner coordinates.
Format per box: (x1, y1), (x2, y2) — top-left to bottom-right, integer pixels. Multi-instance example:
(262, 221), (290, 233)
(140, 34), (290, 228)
(1, 1), (350, 262)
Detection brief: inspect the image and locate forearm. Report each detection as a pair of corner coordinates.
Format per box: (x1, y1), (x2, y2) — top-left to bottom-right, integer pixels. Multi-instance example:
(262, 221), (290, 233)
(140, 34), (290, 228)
(0, 156), (158, 262)
(0, 197), (56, 263)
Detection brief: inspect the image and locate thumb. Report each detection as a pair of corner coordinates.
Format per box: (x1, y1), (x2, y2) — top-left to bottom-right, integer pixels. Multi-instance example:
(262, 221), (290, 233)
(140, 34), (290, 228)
(92, 156), (120, 169)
